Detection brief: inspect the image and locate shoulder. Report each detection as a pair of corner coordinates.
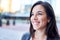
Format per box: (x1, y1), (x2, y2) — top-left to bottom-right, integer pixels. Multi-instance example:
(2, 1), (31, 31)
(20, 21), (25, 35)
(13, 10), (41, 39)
(21, 32), (31, 40)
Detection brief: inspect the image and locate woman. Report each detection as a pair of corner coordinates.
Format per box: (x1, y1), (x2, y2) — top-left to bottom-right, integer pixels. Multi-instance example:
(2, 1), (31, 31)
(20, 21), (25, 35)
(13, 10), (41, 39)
(21, 1), (60, 40)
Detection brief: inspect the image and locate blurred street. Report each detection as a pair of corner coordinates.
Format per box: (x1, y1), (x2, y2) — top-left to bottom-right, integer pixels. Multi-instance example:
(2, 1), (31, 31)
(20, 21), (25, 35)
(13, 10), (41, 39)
(0, 21), (30, 40)
(0, 20), (60, 40)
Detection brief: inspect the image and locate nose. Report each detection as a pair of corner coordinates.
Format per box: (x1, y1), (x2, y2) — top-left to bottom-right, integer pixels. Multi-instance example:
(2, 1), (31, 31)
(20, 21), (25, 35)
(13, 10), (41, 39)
(33, 14), (38, 20)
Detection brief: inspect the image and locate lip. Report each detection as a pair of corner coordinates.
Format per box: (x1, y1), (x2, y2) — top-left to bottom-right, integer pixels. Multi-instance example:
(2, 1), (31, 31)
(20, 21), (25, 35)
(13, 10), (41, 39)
(33, 21), (40, 25)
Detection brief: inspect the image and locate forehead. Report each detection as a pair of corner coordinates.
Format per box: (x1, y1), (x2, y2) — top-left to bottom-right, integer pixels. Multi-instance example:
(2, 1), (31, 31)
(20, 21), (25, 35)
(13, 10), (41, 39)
(32, 5), (45, 13)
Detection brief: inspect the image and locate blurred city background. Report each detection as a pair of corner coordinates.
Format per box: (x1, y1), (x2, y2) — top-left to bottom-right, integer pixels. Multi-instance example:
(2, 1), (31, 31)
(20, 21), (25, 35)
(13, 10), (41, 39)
(0, 0), (60, 40)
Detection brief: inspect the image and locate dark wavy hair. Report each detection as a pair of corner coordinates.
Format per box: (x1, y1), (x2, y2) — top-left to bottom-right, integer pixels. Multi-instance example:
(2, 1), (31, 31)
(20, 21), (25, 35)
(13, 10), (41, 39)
(30, 1), (59, 38)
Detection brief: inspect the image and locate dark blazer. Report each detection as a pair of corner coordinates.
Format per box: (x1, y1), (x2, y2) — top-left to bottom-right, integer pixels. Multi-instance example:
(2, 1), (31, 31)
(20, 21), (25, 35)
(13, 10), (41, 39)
(21, 33), (60, 40)
(21, 33), (31, 40)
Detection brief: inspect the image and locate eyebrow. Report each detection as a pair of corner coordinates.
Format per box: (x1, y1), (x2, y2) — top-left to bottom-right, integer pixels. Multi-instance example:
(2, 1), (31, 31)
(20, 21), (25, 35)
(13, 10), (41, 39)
(37, 11), (43, 13)
(32, 11), (44, 14)
(36, 11), (44, 14)
(32, 11), (42, 13)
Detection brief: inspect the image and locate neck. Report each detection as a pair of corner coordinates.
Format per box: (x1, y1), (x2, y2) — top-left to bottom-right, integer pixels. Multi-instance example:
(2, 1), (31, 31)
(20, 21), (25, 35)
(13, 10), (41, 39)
(33, 28), (47, 40)
(35, 28), (46, 36)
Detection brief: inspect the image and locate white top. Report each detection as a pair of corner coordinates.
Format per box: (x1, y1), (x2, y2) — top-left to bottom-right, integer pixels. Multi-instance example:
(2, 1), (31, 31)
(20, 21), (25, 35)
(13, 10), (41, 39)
(30, 37), (32, 40)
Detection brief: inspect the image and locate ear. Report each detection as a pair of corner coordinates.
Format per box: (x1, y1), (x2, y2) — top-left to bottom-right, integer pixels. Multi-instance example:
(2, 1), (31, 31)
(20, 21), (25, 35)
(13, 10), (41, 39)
(47, 17), (50, 23)
(48, 19), (50, 23)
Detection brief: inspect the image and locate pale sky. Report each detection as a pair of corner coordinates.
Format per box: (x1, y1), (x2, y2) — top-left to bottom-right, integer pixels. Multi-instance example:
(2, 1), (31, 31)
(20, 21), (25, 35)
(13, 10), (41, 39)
(0, 0), (60, 17)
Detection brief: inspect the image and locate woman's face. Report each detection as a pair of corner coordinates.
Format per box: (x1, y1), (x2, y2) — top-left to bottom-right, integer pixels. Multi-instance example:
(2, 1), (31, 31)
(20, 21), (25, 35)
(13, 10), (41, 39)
(31, 5), (50, 30)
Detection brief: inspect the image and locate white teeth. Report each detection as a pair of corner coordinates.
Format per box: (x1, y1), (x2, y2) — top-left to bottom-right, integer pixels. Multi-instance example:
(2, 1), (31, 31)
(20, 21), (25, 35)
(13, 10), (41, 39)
(33, 22), (40, 25)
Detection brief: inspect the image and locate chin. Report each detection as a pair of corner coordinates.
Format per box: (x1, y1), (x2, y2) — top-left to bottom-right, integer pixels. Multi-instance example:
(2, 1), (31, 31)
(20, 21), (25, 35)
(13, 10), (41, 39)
(33, 25), (42, 30)
(33, 26), (44, 30)
(33, 27), (40, 30)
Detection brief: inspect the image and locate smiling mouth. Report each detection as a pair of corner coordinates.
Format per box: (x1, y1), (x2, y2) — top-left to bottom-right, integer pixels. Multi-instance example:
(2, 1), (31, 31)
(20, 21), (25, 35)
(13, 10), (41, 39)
(33, 21), (40, 25)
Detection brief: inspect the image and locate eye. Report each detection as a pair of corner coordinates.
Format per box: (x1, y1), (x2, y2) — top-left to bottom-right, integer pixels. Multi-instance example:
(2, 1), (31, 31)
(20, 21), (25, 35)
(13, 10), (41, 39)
(38, 12), (42, 15)
(31, 13), (34, 16)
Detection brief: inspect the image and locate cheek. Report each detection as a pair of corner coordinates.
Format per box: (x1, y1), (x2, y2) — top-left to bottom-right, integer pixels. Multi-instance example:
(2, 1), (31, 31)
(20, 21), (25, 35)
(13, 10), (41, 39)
(38, 16), (48, 26)
(30, 17), (32, 21)
(30, 17), (33, 23)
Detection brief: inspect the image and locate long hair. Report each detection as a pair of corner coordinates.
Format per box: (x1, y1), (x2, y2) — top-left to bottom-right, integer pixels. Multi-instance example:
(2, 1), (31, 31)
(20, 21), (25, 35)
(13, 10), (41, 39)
(30, 1), (59, 38)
